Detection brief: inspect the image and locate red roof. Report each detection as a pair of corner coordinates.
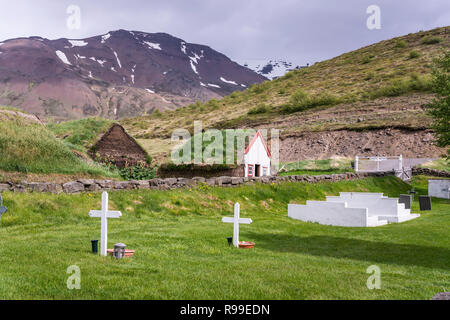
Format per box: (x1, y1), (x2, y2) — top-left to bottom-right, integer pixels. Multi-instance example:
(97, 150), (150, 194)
(244, 130), (271, 158)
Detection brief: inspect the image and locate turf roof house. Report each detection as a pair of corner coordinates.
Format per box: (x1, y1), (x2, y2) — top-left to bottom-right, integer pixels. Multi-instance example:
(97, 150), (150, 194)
(91, 123), (149, 168)
(244, 130), (271, 177)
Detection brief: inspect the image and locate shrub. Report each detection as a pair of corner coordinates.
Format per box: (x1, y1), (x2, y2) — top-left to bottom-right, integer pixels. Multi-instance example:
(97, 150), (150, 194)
(421, 37), (442, 45)
(427, 51), (450, 155)
(409, 51), (421, 59)
(365, 75), (432, 99)
(119, 163), (156, 180)
(248, 104), (269, 115)
(280, 90), (340, 114)
(395, 40), (408, 48)
(361, 56), (372, 64)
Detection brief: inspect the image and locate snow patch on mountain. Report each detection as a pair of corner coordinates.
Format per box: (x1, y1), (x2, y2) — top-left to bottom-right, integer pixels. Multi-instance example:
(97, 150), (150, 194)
(144, 41), (161, 50)
(220, 77), (237, 85)
(242, 59), (301, 80)
(101, 33), (111, 44)
(113, 51), (122, 68)
(190, 60), (199, 75)
(181, 42), (187, 54)
(68, 40), (88, 47)
(90, 57), (106, 66)
(55, 50), (71, 65)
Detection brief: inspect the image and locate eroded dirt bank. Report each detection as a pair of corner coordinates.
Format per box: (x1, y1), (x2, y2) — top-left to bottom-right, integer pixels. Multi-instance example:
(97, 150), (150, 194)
(279, 128), (445, 162)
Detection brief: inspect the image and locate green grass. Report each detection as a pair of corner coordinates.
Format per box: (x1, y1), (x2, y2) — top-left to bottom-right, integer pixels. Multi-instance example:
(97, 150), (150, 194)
(47, 117), (113, 152)
(280, 169), (352, 176)
(280, 158), (353, 173)
(0, 117), (117, 177)
(419, 158), (450, 172)
(0, 175), (448, 299)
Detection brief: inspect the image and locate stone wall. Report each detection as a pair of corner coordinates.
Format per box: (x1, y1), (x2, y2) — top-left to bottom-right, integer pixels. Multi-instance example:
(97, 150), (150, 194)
(157, 164), (245, 178)
(0, 172), (392, 194)
(412, 167), (450, 178)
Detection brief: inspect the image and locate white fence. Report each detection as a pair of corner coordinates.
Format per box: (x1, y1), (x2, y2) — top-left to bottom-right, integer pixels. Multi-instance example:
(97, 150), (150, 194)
(355, 155), (402, 172)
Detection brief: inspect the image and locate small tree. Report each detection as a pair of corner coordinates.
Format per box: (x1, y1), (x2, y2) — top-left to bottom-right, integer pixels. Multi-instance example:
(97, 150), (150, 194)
(428, 51), (450, 157)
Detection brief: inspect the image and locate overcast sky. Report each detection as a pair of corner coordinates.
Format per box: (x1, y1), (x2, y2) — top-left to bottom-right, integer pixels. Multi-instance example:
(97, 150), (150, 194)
(0, 0), (449, 66)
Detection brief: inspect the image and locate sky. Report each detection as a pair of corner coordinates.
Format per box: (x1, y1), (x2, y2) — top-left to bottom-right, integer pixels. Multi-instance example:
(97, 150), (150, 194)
(0, 0), (449, 67)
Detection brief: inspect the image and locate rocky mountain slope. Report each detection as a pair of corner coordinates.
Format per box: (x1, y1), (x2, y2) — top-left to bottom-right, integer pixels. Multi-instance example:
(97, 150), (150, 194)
(0, 30), (265, 121)
(120, 26), (449, 163)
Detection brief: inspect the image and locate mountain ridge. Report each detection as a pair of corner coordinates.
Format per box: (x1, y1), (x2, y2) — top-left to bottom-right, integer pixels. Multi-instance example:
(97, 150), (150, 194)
(0, 29), (266, 121)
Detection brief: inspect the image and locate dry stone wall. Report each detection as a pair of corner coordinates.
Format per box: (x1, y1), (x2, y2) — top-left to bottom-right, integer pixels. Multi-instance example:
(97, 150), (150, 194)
(412, 168), (450, 178)
(0, 172), (393, 194)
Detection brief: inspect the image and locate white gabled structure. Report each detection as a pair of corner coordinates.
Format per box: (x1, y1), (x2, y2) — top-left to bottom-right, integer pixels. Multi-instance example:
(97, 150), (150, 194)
(244, 130), (271, 178)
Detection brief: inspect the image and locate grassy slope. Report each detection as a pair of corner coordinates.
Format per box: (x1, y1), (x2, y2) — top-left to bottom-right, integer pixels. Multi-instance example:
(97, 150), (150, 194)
(119, 27), (449, 161)
(0, 176), (448, 299)
(0, 114), (116, 177)
(47, 117), (114, 153)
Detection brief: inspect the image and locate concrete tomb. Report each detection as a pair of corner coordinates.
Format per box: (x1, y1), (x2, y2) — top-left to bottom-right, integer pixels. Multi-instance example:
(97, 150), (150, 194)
(428, 179), (450, 200)
(288, 192), (420, 227)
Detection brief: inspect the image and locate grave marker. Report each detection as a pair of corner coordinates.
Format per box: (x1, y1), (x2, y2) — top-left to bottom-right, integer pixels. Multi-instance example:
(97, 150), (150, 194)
(419, 195), (432, 211)
(399, 194), (412, 210)
(222, 203), (252, 247)
(89, 192), (122, 256)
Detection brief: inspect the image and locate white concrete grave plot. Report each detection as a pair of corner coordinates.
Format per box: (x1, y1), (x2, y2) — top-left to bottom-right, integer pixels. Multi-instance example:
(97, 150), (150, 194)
(326, 192), (420, 223)
(428, 179), (450, 199)
(288, 192), (420, 227)
(89, 192), (122, 256)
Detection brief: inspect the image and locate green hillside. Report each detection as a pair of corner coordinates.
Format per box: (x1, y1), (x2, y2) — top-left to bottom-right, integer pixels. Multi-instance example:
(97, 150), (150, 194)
(0, 110), (116, 177)
(47, 117), (114, 153)
(120, 26), (449, 161)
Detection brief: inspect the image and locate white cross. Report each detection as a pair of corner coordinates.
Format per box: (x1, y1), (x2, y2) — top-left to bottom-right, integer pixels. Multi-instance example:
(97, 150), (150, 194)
(89, 192), (122, 256)
(222, 203), (252, 247)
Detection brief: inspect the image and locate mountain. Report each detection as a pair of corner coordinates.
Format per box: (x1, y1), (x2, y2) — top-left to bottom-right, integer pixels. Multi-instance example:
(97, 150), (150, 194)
(120, 26), (449, 163)
(242, 59), (304, 80)
(0, 29), (266, 121)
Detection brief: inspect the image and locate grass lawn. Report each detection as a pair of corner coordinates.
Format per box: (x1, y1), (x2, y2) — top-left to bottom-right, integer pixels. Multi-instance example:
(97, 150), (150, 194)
(0, 175), (448, 299)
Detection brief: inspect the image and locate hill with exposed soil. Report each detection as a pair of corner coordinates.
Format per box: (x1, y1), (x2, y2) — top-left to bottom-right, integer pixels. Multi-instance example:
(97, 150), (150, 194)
(120, 26), (449, 163)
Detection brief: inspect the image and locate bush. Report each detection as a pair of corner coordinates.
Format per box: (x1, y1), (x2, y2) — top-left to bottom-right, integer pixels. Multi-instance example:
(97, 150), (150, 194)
(395, 40), (408, 48)
(119, 163), (156, 180)
(421, 37), (442, 45)
(427, 51), (450, 156)
(280, 90), (340, 114)
(409, 51), (421, 59)
(248, 104), (269, 115)
(365, 75), (432, 99)
(361, 56), (372, 64)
